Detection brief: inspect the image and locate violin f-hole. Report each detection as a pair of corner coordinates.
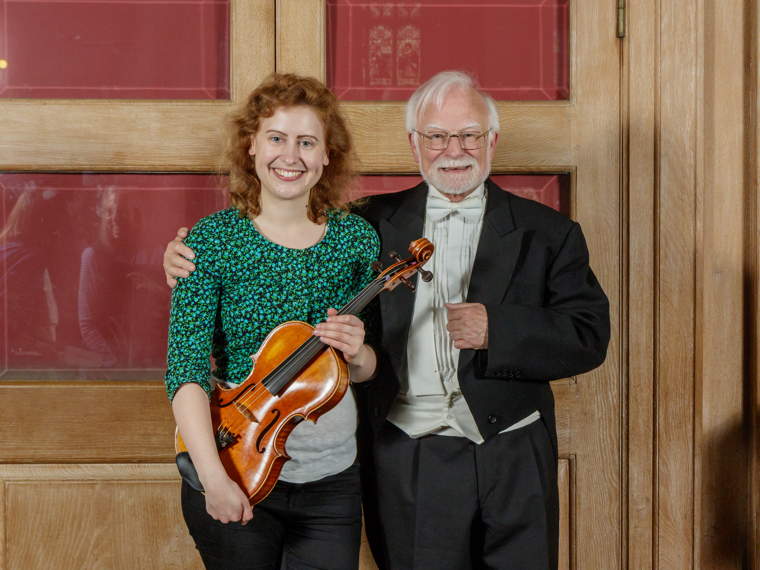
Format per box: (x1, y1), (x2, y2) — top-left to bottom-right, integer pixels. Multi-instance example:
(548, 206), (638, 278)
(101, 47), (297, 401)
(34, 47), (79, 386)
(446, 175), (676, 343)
(256, 409), (281, 453)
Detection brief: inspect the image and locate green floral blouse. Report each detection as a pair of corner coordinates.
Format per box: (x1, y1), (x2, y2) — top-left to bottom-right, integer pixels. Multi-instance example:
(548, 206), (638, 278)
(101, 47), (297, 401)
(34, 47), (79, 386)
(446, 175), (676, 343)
(165, 207), (380, 401)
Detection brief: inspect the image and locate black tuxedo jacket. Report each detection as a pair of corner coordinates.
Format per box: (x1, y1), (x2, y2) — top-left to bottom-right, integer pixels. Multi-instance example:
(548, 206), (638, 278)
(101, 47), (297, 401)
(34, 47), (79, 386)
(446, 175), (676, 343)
(355, 179), (610, 449)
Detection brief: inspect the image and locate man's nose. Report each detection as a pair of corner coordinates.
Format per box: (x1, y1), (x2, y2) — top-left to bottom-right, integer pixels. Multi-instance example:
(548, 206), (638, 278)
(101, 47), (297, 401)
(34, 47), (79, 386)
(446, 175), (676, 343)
(443, 135), (466, 157)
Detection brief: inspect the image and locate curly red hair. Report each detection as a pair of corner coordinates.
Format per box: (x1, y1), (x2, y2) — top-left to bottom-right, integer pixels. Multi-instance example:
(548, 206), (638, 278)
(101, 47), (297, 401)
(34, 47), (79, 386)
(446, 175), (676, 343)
(226, 73), (355, 222)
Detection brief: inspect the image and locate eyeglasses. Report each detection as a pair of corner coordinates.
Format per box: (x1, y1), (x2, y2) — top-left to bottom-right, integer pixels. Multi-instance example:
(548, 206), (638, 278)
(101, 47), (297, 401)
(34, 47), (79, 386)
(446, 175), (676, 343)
(413, 128), (492, 151)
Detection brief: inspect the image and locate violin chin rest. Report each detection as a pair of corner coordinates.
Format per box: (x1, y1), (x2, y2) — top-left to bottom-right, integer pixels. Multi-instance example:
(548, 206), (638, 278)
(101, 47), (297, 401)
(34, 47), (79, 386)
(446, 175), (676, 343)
(176, 452), (205, 493)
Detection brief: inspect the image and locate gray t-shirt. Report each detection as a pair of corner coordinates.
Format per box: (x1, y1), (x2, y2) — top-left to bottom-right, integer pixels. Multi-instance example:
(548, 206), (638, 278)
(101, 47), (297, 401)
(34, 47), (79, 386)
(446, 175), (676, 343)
(279, 388), (358, 483)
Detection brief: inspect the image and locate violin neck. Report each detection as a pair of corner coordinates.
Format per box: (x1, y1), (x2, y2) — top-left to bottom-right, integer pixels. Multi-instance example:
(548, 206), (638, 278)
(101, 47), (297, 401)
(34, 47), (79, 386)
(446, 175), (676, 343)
(261, 277), (385, 395)
(336, 277), (386, 317)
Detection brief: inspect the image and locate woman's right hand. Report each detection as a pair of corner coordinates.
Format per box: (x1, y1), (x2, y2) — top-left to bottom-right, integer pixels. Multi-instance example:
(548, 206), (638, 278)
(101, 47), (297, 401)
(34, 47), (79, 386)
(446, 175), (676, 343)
(201, 471), (254, 525)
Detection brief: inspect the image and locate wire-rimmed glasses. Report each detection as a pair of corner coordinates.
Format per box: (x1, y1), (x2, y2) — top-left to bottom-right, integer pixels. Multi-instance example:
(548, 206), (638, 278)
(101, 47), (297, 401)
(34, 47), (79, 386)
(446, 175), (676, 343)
(413, 128), (492, 151)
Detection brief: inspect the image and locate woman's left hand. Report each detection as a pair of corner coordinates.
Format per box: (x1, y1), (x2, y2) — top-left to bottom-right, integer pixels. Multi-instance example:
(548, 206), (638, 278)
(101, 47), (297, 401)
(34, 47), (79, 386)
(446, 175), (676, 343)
(313, 308), (366, 363)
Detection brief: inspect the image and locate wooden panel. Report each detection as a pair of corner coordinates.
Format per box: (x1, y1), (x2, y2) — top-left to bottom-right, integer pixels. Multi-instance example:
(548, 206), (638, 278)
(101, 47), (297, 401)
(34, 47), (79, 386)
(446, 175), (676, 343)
(564, 0), (622, 567)
(0, 464), (201, 570)
(232, 0), (276, 100)
(625, 1), (657, 568)
(0, 0), (274, 172)
(657, 1), (698, 568)
(343, 102), (574, 173)
(752, 2), (760, 566)
(696, 1), (747, 568)
(558, 458), (572, 570)
(0, 385), (175, 463)
(277, 0), (326, 80)
(0, 382), (575, 465)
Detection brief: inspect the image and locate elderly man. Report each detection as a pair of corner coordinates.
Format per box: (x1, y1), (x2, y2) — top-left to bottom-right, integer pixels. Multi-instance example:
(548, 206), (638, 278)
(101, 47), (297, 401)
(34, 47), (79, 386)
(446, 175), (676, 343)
(163, 71), (609, 570)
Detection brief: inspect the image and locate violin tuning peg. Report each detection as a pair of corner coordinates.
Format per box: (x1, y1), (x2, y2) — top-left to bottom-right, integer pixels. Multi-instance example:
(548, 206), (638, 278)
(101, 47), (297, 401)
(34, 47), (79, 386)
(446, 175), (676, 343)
(371, 261), (384, 272)
(400, 276), (416, 291)
(418, 268), (433, 283)
(388, 251), (402, 262)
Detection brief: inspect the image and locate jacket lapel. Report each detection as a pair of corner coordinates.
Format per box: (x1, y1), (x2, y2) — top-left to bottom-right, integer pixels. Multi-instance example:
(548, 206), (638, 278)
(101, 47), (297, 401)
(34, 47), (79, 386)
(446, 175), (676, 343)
(460, 180), (525, 369)
(378, 182), (428, 377)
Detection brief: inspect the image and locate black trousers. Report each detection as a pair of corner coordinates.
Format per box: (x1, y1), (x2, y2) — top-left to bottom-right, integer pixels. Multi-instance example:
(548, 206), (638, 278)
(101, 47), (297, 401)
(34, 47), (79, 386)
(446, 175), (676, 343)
(181, 464), (362, 570)
(366, 420), (559, 570)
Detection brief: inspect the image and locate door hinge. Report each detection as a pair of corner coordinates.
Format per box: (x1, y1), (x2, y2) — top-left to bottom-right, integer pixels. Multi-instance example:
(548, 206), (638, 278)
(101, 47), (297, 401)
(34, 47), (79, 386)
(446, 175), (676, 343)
(617, 0), (626, 38)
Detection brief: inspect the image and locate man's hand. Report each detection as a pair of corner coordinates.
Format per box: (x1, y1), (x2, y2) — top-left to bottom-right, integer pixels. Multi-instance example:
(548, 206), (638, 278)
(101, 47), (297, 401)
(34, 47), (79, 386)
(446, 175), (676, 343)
(163, 227), (196, 288)
(445, 302), (488, 350)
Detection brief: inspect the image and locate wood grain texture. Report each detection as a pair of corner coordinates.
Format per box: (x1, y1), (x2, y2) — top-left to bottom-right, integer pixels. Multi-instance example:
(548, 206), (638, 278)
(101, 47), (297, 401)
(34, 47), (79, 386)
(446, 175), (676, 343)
(0, 464), (202, 570)
(232, 0), (276, 101)
(0, 381), (576, 466)
(276, 0), (325, 80)
(625, 1), (657, 569)
(656, 1), (698, 567)
(751, 2), (760, 566)
(342, 102), (574, 174)
(695, 2), (748, 568)
(0, 384), (176, 463)
(566, 0), (622, 567)
(558, 458), (572, 570)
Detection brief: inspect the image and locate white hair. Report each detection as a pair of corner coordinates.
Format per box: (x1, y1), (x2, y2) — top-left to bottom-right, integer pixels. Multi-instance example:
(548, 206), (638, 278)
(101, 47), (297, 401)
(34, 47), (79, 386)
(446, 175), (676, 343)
(405, 71), (500, 134)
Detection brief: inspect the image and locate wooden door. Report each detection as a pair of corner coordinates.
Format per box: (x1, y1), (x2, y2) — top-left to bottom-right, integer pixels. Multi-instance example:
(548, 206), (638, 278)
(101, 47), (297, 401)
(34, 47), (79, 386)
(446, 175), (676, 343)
(276, 1), (622, 568)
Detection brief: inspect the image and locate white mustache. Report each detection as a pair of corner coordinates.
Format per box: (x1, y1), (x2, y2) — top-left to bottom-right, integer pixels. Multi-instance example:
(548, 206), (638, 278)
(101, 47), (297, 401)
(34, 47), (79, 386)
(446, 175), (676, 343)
(433, 157), (478, 170)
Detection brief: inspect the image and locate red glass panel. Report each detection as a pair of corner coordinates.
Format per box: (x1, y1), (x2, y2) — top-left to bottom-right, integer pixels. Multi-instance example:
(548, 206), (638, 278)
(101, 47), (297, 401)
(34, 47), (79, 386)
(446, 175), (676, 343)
(354, 174), (569, 214)
(0, 173), (227, 379)
(0, 1), (229, 99)
(327, 0), (569, 101)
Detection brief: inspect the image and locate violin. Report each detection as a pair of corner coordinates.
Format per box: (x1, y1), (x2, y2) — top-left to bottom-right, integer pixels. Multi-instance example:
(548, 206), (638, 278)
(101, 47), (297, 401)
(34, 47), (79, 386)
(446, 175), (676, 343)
(175, 238), (434, 506)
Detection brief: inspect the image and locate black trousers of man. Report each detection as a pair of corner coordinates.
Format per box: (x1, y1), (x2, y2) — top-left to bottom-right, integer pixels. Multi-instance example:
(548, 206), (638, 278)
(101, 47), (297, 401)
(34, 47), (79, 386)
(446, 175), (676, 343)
(366, 420), (559, 570)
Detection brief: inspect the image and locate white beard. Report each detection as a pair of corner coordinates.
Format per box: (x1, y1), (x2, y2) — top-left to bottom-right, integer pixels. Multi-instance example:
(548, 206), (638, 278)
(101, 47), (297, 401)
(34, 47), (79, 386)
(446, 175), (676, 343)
(421, 156), (489, 196)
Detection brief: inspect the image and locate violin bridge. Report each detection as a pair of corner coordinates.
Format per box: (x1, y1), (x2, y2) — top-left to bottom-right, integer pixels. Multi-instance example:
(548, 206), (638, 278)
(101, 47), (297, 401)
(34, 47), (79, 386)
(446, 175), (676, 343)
(234, 401), (259, 423)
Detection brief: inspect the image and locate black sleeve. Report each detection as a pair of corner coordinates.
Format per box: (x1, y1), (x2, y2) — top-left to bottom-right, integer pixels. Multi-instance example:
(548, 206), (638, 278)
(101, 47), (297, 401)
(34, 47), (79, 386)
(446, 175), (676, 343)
(474, 222), (610, 381)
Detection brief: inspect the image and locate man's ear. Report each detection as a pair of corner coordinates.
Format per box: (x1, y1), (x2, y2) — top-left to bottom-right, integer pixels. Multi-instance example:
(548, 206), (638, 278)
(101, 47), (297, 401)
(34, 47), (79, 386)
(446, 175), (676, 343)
(490, 131), (499, 150)
(408, 132), (421, 165)
(487, 131), (499, 161)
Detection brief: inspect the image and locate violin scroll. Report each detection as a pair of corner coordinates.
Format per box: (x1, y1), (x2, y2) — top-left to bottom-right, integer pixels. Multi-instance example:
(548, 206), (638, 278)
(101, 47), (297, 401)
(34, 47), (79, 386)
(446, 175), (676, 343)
(377, 238), (434, 291)
(408, 238), (434, 264)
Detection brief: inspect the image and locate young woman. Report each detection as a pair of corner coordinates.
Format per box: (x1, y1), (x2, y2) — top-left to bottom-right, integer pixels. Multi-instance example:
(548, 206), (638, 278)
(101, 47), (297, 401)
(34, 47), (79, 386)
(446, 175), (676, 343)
(165, 73), (378, 569)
